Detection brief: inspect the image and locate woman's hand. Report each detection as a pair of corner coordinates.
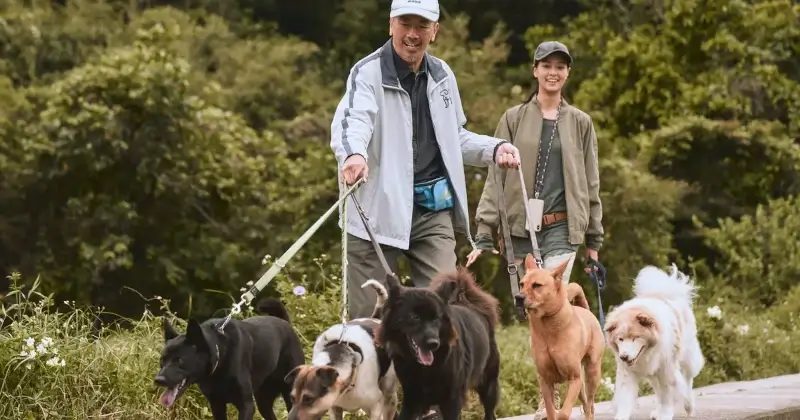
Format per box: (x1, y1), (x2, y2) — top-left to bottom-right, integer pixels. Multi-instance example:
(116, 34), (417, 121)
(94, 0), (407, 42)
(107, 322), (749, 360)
(584, 248), (600, 273)
(466, 248), (499, 267)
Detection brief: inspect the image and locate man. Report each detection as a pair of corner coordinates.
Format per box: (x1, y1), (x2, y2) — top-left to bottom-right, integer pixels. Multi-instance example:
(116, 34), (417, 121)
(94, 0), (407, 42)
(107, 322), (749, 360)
(330, 0), (521, 321)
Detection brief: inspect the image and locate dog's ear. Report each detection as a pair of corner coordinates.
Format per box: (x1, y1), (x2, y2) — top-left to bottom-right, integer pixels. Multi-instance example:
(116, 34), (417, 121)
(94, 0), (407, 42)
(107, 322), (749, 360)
(551, 259), (570, 286)
(284, 365), (303, 385)
(636, 313), (655, 329)
(185, 318), (209, 350)
(524, 253), (537, 272)
(163, 317), (179, 342)
(318, 366), (340, 388)
(434, 280), (458, 304)
(385, 273), (403, 296)
(604, 320), (618, 335)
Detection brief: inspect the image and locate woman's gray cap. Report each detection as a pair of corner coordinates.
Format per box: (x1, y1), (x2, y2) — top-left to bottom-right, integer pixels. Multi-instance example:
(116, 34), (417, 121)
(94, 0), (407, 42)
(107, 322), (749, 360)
(534, 41), (573, 65)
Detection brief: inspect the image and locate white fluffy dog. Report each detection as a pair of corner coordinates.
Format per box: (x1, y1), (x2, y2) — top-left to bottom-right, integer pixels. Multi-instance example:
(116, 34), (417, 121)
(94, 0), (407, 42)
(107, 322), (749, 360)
(604, 264), (705, 420)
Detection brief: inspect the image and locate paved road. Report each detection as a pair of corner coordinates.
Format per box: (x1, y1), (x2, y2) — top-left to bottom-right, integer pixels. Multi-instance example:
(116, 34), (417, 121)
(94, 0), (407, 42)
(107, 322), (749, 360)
(499, 374), (800, 420)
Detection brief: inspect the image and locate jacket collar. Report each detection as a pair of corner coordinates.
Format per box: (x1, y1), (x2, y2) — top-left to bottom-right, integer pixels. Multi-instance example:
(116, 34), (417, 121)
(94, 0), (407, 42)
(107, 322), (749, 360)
(379, 38), (447, 88)
(527, 94), (573, 116)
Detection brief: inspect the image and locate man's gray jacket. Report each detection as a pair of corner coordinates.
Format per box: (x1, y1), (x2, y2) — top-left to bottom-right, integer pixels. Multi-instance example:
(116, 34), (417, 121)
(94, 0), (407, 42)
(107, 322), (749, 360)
(331, 39), (503, 250)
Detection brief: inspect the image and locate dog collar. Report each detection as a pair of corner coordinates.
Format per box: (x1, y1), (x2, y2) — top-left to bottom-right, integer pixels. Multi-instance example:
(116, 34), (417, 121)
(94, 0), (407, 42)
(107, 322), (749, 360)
(341, 362), (359, 396)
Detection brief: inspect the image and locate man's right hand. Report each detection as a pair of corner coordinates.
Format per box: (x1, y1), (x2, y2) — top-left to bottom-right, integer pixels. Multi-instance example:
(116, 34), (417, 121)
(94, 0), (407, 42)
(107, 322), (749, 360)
(341, 154), (368, 185)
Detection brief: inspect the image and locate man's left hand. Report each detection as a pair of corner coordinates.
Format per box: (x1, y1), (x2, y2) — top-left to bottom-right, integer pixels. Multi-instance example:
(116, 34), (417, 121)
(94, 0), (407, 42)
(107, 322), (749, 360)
(584, 248), (599, 273)
(495, 142), (520, 168)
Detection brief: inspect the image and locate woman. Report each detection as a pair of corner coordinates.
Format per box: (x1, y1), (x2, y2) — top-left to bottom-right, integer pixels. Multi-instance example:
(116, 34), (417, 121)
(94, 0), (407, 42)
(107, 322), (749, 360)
(466, 38), (605, 417)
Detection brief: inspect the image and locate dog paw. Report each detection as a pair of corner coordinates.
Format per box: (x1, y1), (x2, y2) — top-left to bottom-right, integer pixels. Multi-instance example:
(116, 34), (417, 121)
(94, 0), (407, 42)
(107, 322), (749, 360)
(649, 409), (674, 420)
(555, 411), (570, 420)
(684, 397), (695, 416)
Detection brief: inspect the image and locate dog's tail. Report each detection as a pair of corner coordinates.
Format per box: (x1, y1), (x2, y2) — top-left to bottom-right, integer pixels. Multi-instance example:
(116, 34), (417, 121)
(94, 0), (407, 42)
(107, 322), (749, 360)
(566, 283), (590, 310)
(633, 264), (697, 305)
(361, 279), (389, 319)
(255, 298), (292, 323)
(430, 266), (501, 328)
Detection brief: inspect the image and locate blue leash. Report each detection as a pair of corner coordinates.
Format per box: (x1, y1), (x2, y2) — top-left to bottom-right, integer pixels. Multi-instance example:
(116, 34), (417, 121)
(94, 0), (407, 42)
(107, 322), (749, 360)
(586, 258), (607, 339)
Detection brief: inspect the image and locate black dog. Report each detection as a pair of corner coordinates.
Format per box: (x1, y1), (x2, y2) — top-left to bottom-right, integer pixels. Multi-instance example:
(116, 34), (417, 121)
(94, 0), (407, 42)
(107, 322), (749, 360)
(156, 298), (305, 420)
(375, 267), (501, 420)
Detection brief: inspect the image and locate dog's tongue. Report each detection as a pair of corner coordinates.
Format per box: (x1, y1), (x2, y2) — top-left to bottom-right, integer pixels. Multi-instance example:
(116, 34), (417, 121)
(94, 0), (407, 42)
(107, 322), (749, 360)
(159, 388), (178, 407)
(417, 348), (434, 366)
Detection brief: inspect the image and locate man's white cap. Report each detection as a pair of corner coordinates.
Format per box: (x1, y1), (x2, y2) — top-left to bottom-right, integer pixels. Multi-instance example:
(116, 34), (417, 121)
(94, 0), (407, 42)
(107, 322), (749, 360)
(390, 0), (440, 22)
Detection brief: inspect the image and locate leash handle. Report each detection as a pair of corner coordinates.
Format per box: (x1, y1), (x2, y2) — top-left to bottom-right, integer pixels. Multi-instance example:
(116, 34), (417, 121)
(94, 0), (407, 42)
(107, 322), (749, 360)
(586, 257), (607, 341)
(586, 258), (607, 291)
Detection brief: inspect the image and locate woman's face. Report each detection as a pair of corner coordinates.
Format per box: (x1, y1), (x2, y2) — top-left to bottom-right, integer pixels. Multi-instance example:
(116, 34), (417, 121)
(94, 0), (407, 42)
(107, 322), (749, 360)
(533, 54), (571, 94)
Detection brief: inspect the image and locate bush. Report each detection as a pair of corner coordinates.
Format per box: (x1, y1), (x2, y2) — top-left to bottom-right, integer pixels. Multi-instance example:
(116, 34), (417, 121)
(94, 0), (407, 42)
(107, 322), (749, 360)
(3, 262), (800, 420)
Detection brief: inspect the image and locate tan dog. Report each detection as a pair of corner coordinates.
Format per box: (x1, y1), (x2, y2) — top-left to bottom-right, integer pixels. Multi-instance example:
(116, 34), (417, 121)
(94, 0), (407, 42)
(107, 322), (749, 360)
(519, 254), (605, 420)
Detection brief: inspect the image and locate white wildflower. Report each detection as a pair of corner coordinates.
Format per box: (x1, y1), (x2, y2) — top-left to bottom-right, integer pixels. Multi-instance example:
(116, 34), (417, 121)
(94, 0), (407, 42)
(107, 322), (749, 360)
(707, 306), (722, 320)
(36, 343), (48, 355)
(735, 324), (750, 335)
(24, 337), (35, 348)
(42, 337), (53, 346)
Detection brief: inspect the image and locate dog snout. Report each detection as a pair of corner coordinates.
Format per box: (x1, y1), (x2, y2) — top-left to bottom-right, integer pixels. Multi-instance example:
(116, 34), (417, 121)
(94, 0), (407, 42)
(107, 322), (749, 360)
(154, 374), (168, 387)
(424, 337), (440, 349)
(619, 353), (630, 363)
(514, 293), (525, 306)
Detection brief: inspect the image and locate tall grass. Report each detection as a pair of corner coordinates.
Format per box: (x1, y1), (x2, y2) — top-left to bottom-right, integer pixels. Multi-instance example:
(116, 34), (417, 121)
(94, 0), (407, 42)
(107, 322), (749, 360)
(2, 259), (799, 419)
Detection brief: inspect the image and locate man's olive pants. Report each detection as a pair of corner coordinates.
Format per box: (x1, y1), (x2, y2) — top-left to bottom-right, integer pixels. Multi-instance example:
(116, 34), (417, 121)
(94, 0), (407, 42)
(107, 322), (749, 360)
(345, 206), (457, 319)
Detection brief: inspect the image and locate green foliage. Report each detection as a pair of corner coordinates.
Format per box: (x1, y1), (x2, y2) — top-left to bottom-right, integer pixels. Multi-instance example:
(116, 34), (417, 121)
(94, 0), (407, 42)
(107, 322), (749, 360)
(699, 195), (800, 307)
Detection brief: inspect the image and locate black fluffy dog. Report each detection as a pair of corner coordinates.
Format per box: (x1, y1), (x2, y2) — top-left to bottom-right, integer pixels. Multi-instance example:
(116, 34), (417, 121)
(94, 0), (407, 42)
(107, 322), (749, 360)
(375, 267), (501, 420)
(156, 298), (305, 420)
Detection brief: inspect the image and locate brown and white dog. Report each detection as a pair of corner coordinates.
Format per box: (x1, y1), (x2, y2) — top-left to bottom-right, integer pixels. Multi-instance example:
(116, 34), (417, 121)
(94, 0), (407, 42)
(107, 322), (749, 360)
(603, 264), (704, 420)
(519, 254), (605, 420)
(285, 280), (397, 420)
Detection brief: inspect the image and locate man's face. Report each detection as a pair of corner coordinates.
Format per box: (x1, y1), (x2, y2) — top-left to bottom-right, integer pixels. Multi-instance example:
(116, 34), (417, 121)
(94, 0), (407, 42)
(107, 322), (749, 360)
(390, 15), (439, 67)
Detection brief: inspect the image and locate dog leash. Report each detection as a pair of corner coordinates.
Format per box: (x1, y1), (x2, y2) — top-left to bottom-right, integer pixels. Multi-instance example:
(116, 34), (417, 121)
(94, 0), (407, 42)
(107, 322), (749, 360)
(347, 192), (397, 284)
(587, 258), (608, 337)
(216, 178), (366, 333)
(337, 180), (398, 341)
(495, 164), (544, 321)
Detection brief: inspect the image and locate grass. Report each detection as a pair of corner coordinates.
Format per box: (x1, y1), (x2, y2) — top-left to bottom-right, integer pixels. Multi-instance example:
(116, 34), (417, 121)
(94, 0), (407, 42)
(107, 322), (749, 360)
(2, 260), (800, 420)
